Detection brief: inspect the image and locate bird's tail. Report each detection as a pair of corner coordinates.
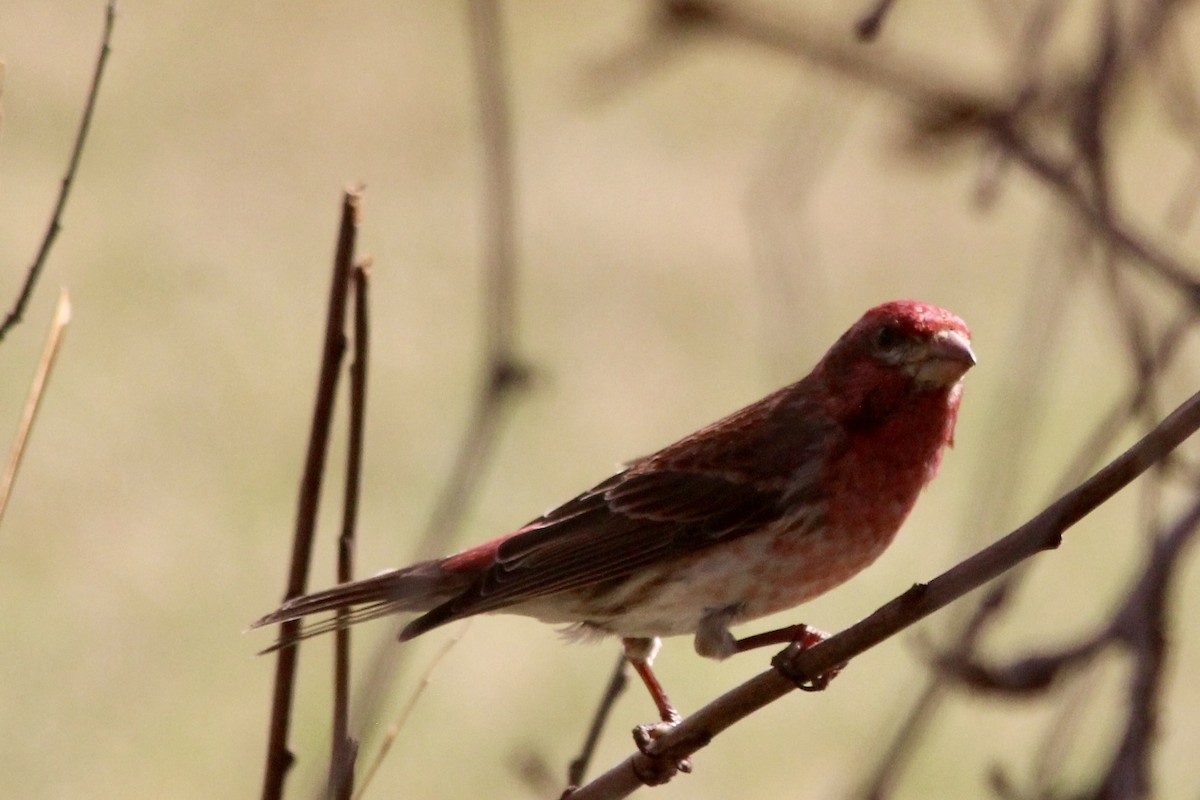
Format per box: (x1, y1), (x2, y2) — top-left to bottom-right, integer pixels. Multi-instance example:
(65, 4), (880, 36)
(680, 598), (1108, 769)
(250, 560), (463, 653)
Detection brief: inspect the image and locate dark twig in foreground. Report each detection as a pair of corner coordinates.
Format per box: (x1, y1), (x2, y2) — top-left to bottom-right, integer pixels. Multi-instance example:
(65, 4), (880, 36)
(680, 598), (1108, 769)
(567, 388), (1200, 799)
(329, 259), (373, 800)
(0, 0), (115, 342)
(261, 189), (362, 800)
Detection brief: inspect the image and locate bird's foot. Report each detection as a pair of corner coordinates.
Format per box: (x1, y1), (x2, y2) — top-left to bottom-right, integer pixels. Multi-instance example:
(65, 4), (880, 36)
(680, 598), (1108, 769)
(632, 718), (678, 752)
(632, 717), (692, 780)
(768, 624), (845, 691)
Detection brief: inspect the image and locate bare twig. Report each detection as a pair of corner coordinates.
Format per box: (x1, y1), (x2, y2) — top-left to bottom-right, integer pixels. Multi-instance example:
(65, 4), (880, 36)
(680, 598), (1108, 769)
(261, 188), (362, 800)
(0, 0), (115, 342)
(329, 259), (373, 800)
(0, 289), (71, 530)
(567, 388), (1200, 799)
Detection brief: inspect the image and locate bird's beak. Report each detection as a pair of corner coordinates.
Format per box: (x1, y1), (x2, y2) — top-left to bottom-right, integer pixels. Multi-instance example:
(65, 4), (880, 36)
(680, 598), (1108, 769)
(912, 329), (976, 388)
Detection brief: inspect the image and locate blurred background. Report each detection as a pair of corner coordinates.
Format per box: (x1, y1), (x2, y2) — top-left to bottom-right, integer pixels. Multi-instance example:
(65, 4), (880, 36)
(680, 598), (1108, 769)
(2, 1), (1199, 798)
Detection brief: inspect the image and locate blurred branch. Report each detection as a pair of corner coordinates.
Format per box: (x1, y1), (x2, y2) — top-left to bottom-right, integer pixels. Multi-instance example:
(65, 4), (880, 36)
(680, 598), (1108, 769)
(565, 652), (631, 792)
(855, 0), (900, 42)
(936, 492), (1200, 799)
(567, 388), (1200, 799)
(414, 0), (532, 562)
(329, 259), (373, 800)
(0, 0), (115, 342)
(647, 0), (991, 105)
(0, 290), (71, 531)
(1094, 494), (1199, 799)
(261, 188), (362, 800)
(337, 2), (533, 790)
(986, 115), (1200, 305)
(625, 2), (1200, 302)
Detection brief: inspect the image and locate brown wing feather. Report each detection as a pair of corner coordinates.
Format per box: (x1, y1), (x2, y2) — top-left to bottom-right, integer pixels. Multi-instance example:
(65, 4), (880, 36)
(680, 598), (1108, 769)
(401, 471), (787, 638)
(401, 385), (838, 639)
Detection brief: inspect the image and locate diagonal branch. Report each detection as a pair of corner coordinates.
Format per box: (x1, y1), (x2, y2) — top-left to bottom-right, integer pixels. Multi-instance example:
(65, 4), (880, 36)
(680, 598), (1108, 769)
(567, 387), (1200, 799)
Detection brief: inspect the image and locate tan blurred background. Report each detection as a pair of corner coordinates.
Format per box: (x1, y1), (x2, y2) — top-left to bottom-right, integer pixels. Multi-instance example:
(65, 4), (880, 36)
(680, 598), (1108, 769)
(2, 2), (1198, 798)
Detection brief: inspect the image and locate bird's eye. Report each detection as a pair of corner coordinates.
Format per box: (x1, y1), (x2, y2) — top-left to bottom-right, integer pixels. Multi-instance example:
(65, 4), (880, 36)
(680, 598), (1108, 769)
(874, 324), (903, 352)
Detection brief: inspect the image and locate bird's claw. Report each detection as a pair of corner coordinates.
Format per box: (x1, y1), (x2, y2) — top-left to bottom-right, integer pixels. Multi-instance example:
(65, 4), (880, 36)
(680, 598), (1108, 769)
(632, 720), (675, 752)
(796, 665), (842, 692)
(632, 720), (693, 780)
(770, 627), (846, 691)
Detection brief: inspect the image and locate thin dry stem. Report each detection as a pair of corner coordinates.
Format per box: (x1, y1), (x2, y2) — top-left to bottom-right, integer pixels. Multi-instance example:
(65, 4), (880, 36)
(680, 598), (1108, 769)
(0, 290), (71, 530)
(352, 622), (469, 800)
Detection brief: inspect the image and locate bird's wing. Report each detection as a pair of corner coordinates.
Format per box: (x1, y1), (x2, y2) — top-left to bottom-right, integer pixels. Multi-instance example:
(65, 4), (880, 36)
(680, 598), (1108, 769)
(402, 394), (838, 638)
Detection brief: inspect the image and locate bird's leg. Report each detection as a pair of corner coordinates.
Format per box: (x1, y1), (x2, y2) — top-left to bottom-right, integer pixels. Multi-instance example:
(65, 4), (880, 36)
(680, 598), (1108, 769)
(622, 637), (680, 724)
(733, 623), (844, 691)
(733, 622), (826, 653)
(623, 637), (693, 776)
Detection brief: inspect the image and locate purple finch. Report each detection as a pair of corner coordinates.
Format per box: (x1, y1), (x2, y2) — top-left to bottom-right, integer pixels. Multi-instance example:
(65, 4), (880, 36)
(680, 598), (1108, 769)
(254, 300), (975, 722)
